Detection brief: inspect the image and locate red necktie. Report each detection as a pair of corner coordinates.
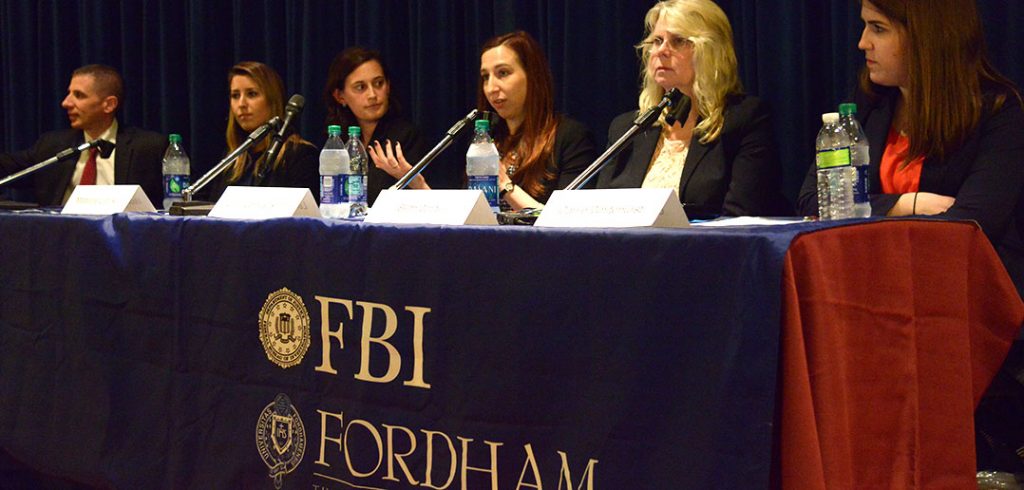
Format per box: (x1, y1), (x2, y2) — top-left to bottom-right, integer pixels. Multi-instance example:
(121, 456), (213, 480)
(80, 147), (98, 185)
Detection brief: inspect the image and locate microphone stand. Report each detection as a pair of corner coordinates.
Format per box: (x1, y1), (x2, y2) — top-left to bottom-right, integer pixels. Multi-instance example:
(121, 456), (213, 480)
(391, 109), (479, 190)
(0, 139), (111, 189)
(564, 89), (686, 191)
(181, 117), (281, 203)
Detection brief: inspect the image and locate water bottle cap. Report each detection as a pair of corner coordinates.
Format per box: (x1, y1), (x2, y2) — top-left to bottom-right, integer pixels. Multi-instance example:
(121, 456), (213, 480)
(474, 119), (490, 131)
(168, 133), (182, 143)
(327, 125), (342, 136)
(822, 112), (840, 124)
(348, 126), (361, 136)
(838, 103), (857, 116)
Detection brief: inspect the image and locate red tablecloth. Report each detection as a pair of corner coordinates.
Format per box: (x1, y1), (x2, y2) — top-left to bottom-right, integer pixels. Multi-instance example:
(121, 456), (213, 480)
(778, 220), (1024, 488)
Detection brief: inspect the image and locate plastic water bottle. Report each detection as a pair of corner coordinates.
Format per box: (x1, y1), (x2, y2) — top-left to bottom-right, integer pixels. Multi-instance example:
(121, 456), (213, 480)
(839, 103), (871, 218)
(345, 126), (368, 217)
(466, 119), (500, 212)
(320, 125), (348, 218)
(815, 112), (855, 220)
(161, 133), (190, 210)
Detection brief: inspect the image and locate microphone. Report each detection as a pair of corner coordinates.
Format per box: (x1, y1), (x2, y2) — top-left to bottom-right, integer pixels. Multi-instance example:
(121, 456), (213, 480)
(259, 94), (305, 183)
(180, 116), (282, 202)
(664, 91), (692, 126)
(0, 138), (115, 188)
(564, 88), (685, 191)
(391, 109), (480, 191)
(94, 139), (115, 158)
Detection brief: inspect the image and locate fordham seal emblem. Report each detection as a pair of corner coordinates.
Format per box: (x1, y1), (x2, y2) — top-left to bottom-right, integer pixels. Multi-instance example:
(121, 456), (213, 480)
(255, 393), (307, 489)
(259, 287), (311, 368)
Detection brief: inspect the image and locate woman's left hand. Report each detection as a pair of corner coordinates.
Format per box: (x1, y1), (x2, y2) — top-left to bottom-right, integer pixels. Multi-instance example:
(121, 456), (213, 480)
(368, 140), (430, 189)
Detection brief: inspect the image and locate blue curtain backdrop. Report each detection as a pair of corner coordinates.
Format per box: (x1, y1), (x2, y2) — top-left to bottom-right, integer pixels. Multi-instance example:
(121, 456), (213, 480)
(1, 0), (1022, 205)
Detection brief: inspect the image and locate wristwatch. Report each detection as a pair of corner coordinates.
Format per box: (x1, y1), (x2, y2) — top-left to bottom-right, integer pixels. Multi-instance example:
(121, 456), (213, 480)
(499, 182), (515, 200)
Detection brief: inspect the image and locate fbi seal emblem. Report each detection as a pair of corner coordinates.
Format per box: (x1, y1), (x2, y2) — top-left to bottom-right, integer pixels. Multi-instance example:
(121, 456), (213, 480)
(259, 287), (310, 368)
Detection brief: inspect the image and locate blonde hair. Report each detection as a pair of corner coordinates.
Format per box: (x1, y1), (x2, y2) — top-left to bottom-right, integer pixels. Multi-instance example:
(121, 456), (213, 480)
(225, 61), (308, 183)
(637, 0), (742, 143)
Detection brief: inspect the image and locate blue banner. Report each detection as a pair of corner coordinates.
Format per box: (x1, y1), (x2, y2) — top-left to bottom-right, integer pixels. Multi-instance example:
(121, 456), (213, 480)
(0, 213), (828, 488)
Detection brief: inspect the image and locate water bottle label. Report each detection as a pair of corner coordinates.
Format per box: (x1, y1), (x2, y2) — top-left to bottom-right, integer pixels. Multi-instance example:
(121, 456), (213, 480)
(468, 175), (499, 208)
(163, 174), (189, 199)
(345, 175), (366, 203)
(854, 166), (870, 204)
(321, 175), (342, 204)
(817, 147), (852, 168)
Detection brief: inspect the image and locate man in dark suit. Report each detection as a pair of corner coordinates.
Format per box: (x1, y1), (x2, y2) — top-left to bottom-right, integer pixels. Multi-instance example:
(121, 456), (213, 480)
(0, 64), (166, 207)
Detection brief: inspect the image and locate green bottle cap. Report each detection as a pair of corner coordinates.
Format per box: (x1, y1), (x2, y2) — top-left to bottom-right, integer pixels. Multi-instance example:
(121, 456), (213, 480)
(348, 126), (361, 136)
(327, 125), (342, 136)
(168, 133), (182, 143)
(838, 103), (857, 116)
(474, 119), (490, 131)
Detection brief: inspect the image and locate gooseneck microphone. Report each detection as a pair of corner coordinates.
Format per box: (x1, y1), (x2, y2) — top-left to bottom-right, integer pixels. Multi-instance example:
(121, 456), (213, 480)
(258, 94), (305, 184)
(564, 88), (685, 191)
(391, 109), (481, 191)
(664, 91), (692, 126)
(181, 116), (282, 202)
(0, 138), (116, 188)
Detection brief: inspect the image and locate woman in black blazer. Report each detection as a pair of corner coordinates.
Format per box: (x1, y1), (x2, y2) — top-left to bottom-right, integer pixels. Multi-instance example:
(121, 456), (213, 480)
(795, 0), (1024, 473)
(596, 0), (788, 218)
(368, 32), (598, 210)
(475, 31), (597, 209)
(325, 47), (456, 205)
(207, 61), (319, 202)
(796, 0), (1024, 294)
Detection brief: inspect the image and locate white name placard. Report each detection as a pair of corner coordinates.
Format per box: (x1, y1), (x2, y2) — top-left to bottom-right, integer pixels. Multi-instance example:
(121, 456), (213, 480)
(365, 189), (498, 225)
(61, 185), (156, 215)
(534, 189), (688, 228)
(208, 186), (319, 219)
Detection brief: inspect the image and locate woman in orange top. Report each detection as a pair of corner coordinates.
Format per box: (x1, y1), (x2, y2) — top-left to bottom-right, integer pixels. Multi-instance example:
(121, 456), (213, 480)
(798, 0), (1024, 289)
(798, 0), (1024, 474)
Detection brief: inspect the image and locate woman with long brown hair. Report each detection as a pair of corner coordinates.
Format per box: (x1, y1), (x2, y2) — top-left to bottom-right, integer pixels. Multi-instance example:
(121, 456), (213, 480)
(207, 61), (318, 201)
(477, 30), (597, 210)
(368, 32), (596, 209)
(797, 0), (1024, 287)
(796, 1), (1024, 473)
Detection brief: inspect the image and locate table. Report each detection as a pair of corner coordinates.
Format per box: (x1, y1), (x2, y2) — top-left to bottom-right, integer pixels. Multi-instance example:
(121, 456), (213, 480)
(0, 214), (1018, 488)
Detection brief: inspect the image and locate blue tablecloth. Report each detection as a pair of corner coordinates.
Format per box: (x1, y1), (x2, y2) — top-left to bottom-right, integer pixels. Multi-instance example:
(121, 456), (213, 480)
(0, 213), (835, 488)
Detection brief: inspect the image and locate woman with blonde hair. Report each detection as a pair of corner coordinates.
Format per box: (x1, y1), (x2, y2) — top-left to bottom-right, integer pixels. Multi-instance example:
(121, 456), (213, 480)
(596, 0), (788, 217)
(207, 61), (318, 201)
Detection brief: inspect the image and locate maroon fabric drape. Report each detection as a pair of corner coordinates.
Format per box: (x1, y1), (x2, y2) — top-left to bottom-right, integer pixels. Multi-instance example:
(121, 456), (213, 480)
(777, 220), (1024, 488)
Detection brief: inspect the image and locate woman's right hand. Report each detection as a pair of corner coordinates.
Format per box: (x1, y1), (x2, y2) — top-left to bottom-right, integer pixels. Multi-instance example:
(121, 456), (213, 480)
(368, 140), (429, 189)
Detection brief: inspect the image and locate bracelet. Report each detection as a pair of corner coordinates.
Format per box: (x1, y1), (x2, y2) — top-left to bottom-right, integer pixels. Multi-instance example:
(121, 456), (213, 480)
(912, 192), (918, 214)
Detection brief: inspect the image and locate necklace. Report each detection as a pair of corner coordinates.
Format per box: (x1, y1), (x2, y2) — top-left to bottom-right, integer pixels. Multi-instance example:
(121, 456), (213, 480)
(506, 150), (520, 178)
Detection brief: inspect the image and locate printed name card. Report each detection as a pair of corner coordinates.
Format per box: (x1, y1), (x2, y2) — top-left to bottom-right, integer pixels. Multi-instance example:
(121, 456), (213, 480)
(534, 189), (689, 228)
(208, 186), (319, 219)
(365, 189), (498, 225)
(61, 185), (156, 215)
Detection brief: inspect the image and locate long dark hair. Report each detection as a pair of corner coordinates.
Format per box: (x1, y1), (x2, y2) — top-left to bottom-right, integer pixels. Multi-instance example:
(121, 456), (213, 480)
(323, 47), (402, 129)
(476, 31), (559, 198)
(860, 0), (1019, 162)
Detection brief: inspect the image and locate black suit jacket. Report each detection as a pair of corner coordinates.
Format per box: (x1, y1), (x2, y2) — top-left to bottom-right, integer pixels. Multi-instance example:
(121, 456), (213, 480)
(596, 94), (789, 217)
(0, 125), (167, 207)
(797, 84), (1024, 296)
(204, 140), (320, 203)
(524, 116), (598, 204)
